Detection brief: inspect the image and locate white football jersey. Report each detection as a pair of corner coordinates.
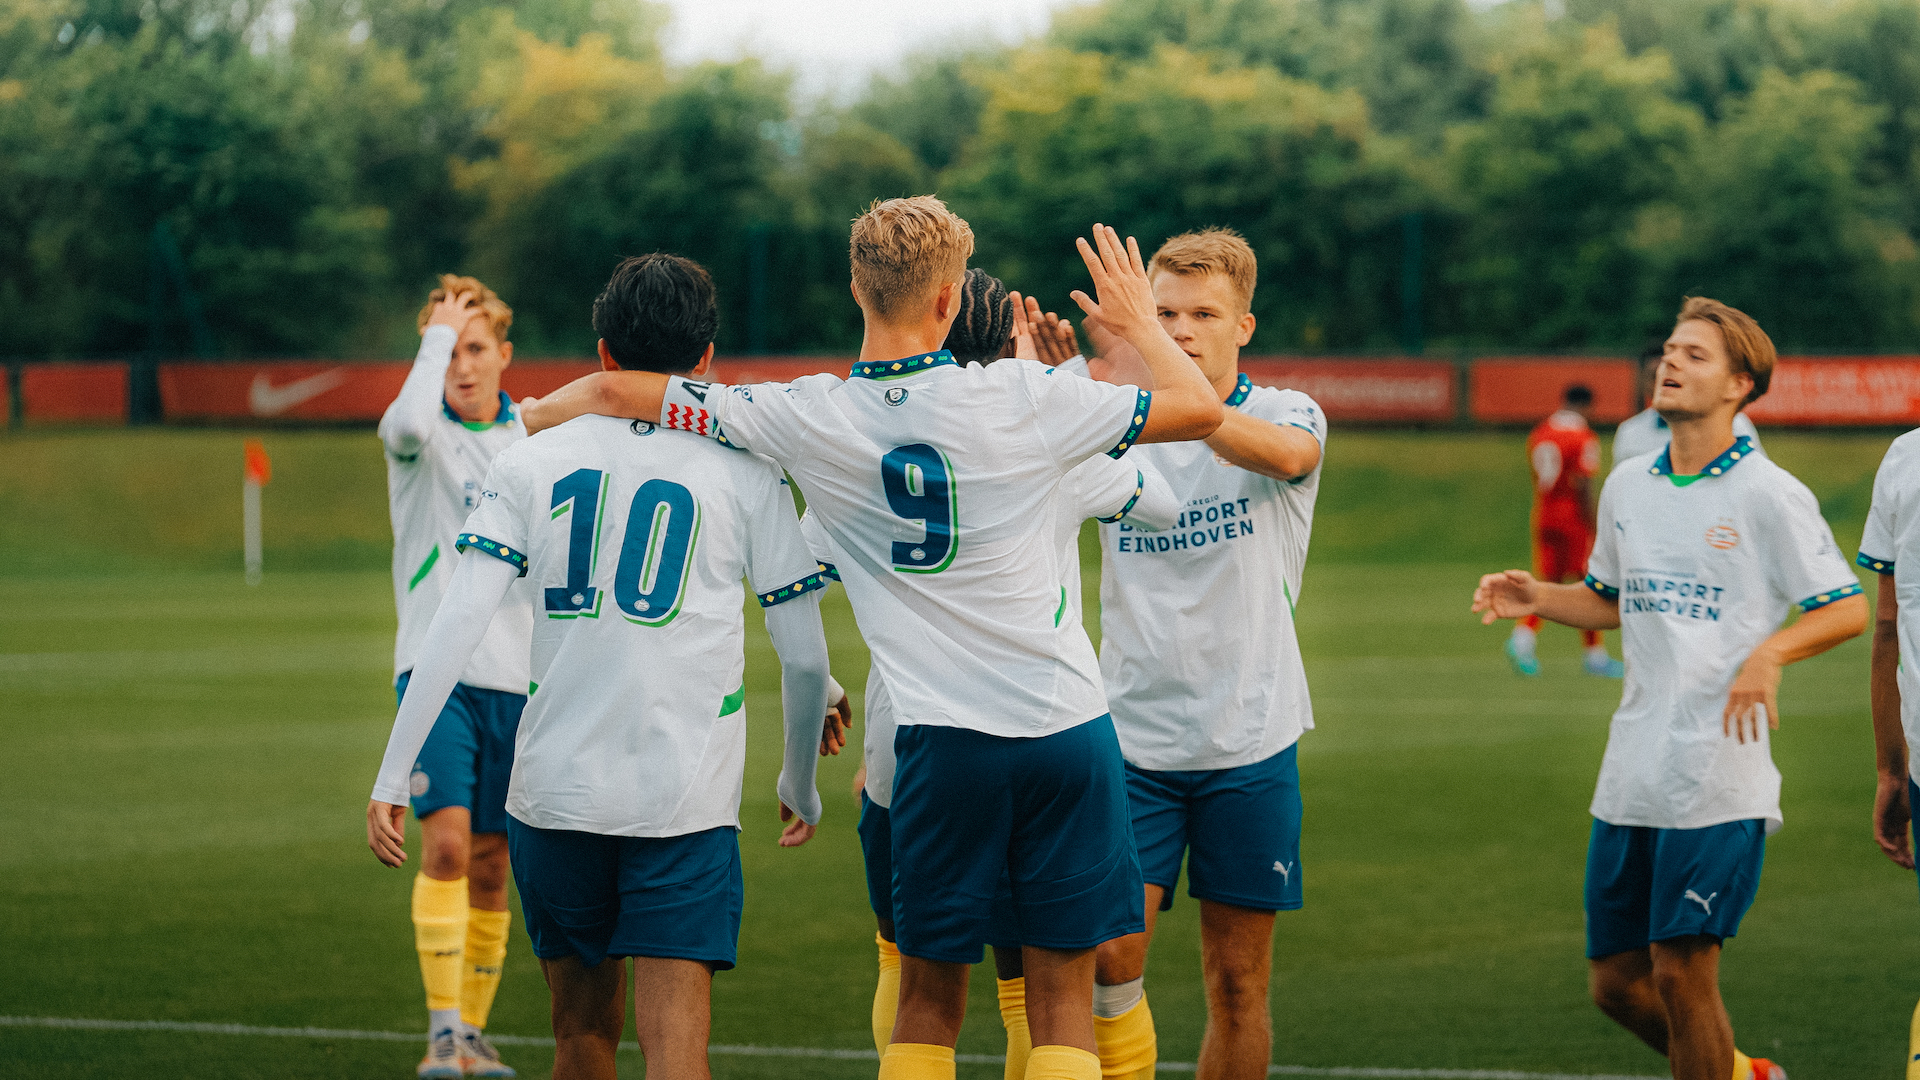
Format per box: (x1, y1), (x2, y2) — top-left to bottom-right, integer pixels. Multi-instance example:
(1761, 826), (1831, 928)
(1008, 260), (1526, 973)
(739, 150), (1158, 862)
(381, 326), (532, 694)
(1859, 431), (1920, 783)
(1093, 374), (1327, 771)
(1585, 436), (1860, 833)
(696, 351), (1149, 739)
(808, 449), (1179, 806)
(1613, 407), (1762, 467)
(457, 415), (827, 837)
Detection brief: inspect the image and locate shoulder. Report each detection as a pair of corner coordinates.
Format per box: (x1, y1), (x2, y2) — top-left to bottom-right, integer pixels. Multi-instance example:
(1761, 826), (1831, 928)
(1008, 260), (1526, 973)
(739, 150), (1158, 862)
(1741, 457), (1820, 514)
(1245, 385), (1324, 430)
(1879, 429), (1920, 477)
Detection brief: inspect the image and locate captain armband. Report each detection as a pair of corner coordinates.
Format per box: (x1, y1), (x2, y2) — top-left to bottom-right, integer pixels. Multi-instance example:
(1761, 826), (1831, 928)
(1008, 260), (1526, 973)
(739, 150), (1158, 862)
(660, 377), (726, 438)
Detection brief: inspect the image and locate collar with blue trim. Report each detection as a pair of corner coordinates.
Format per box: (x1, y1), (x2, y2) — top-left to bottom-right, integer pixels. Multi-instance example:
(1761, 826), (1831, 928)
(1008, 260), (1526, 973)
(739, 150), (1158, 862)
(1223, 372), (1253, 408)
(443, 390), (516, 429)
(851, 350), (957, 381)
(1650, 434), (1754, 479)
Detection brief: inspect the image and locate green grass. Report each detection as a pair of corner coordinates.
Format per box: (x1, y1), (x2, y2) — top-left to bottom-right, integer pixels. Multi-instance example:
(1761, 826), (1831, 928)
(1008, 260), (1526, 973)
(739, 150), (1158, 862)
(0, 427), (1911, 1078)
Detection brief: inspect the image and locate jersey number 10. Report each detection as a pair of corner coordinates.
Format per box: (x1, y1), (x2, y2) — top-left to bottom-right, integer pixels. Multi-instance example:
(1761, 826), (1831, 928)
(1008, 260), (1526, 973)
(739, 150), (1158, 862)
(547, 468), (700, 627)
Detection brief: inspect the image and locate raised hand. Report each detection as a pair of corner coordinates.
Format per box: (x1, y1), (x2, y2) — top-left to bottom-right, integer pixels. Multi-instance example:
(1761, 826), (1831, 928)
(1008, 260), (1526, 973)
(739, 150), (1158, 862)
(1070, 225), (1159, 339)
(1470, 569), (1541, 624)
(425, 290), (480, 334)
(1039, 306), (1081, 366)
(1008, 291), (1040, 361)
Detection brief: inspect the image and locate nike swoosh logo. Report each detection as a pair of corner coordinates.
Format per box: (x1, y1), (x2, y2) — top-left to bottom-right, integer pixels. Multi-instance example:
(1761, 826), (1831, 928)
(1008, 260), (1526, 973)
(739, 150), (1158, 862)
(249, 368), (348, 416)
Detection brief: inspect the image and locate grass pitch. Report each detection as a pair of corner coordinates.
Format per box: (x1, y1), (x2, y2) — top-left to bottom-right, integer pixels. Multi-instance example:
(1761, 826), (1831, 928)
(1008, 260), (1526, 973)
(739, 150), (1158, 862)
(0, 426), (1910, 1079)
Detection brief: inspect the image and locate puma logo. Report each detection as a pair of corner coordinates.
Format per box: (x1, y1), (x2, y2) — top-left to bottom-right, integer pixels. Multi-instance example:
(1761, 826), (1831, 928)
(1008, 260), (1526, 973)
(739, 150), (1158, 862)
(1684, 889), (1717, 914)
(1272, 861), (1293, 884)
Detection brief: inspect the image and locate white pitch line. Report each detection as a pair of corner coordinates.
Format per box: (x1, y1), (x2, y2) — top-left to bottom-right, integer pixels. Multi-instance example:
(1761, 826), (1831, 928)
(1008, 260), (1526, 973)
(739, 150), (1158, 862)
(0, 1015), (1661, 1079)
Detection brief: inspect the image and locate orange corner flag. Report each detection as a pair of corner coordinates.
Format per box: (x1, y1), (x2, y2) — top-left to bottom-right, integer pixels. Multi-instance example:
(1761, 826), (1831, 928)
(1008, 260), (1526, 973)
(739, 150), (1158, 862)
(244, 439), (272, 486)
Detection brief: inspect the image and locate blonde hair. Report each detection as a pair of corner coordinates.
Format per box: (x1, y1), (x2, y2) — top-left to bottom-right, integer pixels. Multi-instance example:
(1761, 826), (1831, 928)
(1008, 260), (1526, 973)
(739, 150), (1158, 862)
(1150, 228), (1258, 313)
(849, 196), (975, 320)
(1676, 296), (1774, 406)
(416, 274), (512, 342)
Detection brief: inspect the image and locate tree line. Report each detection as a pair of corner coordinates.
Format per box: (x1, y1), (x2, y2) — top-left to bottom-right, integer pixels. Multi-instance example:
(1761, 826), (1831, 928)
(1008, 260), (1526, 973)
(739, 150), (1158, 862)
(4, 0), (1919, 360)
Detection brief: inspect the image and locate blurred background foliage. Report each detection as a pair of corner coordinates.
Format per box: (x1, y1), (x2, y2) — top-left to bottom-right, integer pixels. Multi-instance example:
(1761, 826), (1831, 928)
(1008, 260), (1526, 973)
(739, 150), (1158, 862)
(4, 0), (1920, 359)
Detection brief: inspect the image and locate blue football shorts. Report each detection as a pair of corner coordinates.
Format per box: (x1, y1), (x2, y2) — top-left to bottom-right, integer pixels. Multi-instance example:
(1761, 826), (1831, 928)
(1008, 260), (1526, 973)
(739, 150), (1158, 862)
(857, 792), (894, 921)
(506, 820), (743, 970)
(1125, 743), (1304, 912)
(1584, 817), (1766, 959)
(394, 671), (525, 834)
(889, 714), (1145, 964)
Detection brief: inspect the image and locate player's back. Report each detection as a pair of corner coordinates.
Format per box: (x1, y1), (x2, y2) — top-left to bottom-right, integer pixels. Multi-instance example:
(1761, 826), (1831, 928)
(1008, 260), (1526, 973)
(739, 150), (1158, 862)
(1528, 410), (1600, 513)
(459, 414), (824, 837)
(713, 354), (1146, 738)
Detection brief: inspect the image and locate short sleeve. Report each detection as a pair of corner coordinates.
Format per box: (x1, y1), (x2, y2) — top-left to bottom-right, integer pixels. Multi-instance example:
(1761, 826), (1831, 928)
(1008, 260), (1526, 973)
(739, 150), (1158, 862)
(707, 376), (833, 465)
(798, 511), (841, 580)
(1018, 361), (1151, 463)
(1754, 477), (1862, 612)
(743, 462), (833, 608)
(1063, 454), (1149, 523)
(1860, 443), (1904, 575)
(1584, 476), (1621, 599)
(1246, 388), (1326, 449)
(457, 451), (532, 577)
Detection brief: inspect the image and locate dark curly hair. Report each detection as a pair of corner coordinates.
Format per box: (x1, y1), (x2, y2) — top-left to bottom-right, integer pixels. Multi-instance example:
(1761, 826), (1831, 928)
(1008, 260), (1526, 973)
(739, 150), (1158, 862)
(592, 253), (718, 373)
(943, 267), (1015, 365)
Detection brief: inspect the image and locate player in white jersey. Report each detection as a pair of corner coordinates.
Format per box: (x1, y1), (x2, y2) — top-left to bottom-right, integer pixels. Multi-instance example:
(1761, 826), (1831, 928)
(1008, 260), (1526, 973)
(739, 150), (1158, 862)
(828, 270), (1181, 1080)
(1855, 430), (1920, 1078)
(368, 254), (833, 1080)
(378, 275), (533, 1078)
(520, 198), (1226, 1080)
(1043, 230), (1324, 1080)
(1615, 339), (1762, 464)
(1473, 298), (1864, 1080)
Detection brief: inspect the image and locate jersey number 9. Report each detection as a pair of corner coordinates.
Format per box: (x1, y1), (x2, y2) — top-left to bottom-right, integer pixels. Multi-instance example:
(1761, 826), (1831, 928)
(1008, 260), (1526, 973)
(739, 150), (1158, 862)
(882, 443), (957, 573)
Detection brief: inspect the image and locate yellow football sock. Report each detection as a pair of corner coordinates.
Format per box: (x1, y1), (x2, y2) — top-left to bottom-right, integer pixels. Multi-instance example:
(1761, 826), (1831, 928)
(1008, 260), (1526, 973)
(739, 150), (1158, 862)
(872, 934), (902, 1054)
(996, 978), (1031, 1080)
(460, 906), (510, 1030)
(412, 875), (468, 1013)
(1730, 1048), (1752, 1080)
(1908, 999), (1920, 1080)
(1093, 995), (1157, 1079)
(1026, 1044), (1100, 1080)
(878, 1041), (956, 1080)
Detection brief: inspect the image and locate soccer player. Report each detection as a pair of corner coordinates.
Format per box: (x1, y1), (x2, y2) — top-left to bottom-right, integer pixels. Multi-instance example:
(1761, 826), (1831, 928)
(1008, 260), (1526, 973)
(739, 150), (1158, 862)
(520, 199), (1226, 1080)
(1472, 297), (1865, 1080)
(828, 268), (1181, 1080)
(1059, 229), (1327, 1080)
(1856, 429), (1920, 1078)
(1508, 383), (1624, 679)
(368, 253), (832, 1080)
(1615, 339), (1763, 464)
(378, 275), (531, 1078)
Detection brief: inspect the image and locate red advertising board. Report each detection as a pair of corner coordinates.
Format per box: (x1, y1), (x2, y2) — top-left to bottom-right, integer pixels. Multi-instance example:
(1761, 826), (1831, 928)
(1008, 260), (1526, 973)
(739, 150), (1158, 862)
(1238, 358), (1455, 422)
(1746, 358), (1920, 425)
(158, 360), (602, 422)
(713, 356), (848, 384)
(1469, 359), (1637, 424)
(22, 362), (129, 422)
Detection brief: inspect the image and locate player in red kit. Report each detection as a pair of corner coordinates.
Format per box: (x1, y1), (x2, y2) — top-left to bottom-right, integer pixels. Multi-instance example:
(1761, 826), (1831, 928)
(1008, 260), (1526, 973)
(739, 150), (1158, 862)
(1507, 384), (1625, 678)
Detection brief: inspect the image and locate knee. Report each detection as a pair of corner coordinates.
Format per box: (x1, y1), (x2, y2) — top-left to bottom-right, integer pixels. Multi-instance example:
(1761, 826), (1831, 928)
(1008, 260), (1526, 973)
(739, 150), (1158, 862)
(1588, 971), (1637, 1018)
(1204, 961), (1271, 1019)
(467, 843), (511, 897)
(1095, 936), (1147, 986)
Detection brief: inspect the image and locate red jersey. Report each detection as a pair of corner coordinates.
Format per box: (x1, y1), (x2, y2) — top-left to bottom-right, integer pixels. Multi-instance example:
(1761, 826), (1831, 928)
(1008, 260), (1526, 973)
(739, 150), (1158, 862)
(1528, 410), (1600, 525)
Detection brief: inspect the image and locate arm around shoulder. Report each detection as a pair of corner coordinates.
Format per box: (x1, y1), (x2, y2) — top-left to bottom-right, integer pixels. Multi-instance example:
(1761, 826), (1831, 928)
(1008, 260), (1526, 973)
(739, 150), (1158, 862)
(522, 369), (671, 435)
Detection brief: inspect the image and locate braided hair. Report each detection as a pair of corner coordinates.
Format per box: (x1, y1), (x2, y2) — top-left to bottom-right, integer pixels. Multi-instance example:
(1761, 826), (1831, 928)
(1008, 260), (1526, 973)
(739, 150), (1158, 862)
(943, 267), (1015, 365)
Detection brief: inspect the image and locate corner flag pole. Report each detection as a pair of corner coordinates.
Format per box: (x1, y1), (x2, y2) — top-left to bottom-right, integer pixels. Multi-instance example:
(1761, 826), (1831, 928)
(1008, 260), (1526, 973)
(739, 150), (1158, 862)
(243, 439), (271, 585)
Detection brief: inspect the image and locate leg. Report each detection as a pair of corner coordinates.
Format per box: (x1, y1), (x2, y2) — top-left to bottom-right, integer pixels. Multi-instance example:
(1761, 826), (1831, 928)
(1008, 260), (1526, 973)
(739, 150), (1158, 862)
(421, 805), (474, 882)
(1093, 885), (1165, 986)
(893, 956), (971, 1046)
(1195, 901), (1276, 1080)
(540, 955), (625, 1080)
(860, 794), (903, 1054)
(630, 956), (714, 1080)
(415, 806), (475, 1050)
(1588, 948), (1668, 1055)
(1649, 937), (1733, 1080)
(992, 946), (1030, 1080)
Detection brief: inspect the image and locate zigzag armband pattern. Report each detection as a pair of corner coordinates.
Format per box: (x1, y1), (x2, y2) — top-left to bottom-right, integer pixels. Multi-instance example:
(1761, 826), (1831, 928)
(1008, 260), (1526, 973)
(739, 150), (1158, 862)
(660, 377), (725, 438)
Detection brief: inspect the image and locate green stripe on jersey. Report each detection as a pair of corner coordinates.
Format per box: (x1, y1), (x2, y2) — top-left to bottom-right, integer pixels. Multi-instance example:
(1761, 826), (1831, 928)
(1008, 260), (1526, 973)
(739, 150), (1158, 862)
(1053, 586), (1067, 627)
(719, 684), (746, 717)
(407, 544), (440, 591)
